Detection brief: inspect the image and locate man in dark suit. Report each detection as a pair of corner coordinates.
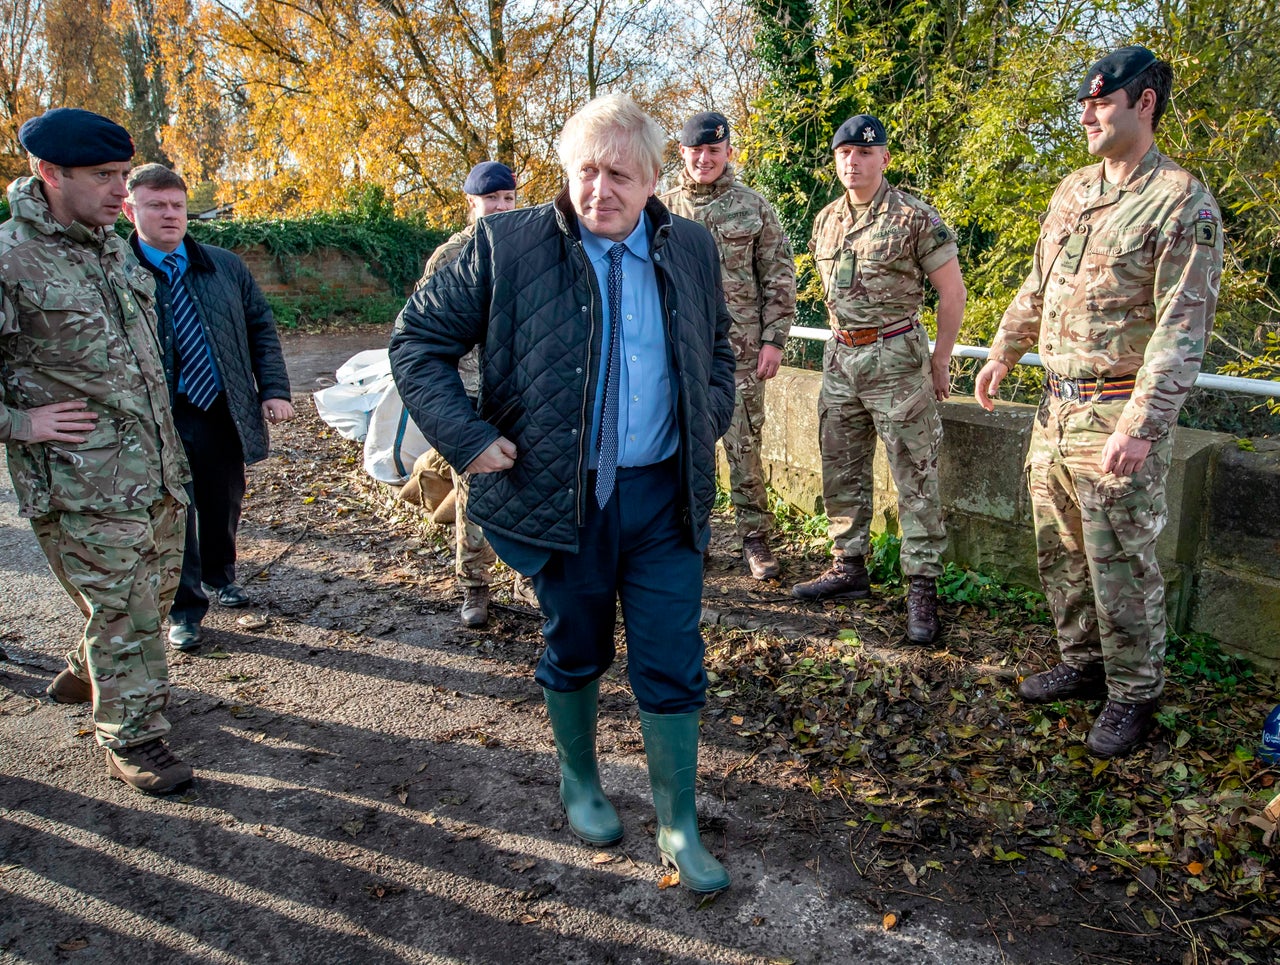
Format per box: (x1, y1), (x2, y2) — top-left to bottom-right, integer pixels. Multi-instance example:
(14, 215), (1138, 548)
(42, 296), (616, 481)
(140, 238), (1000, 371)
(390, 94), (737, 892)
(124, 164), (293, 651)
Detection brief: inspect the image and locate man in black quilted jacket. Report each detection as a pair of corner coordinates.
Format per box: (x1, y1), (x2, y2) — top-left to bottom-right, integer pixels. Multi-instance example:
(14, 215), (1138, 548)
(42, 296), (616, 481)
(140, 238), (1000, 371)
(124, 163), (293, 652)
(391, 93), (737, 893)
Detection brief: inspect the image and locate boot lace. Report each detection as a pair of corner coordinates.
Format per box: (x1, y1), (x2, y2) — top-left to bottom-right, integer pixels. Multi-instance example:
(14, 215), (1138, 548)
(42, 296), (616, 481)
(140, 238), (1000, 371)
(1094, 701), (1138, 735)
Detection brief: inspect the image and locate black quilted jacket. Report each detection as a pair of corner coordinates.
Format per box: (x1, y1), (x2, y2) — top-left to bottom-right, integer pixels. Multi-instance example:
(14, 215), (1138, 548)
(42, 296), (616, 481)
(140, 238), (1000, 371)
(131, 234), (291, 466)
(390, 190), (736, 554)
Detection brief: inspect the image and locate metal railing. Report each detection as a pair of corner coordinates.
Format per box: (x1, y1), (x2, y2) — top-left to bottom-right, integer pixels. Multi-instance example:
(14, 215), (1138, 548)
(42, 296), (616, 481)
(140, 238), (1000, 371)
(788, 325), (1280, 399)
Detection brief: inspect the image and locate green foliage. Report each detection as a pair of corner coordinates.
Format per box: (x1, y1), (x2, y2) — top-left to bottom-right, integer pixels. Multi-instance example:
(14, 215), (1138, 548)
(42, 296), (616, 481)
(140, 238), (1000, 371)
(866, 531), (902, 586)
(767, 487), (829, 539)
(186, 185), (449, 295)
(1165, 630), (1255, 693)
(936, 564), (1051, 623)
(266, 291), (407, 331)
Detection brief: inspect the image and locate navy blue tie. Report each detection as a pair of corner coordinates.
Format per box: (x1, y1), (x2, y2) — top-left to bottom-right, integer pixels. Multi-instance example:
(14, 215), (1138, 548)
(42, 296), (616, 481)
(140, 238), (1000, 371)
(164, 254), (218, 410)
(595, 243), (627, 508)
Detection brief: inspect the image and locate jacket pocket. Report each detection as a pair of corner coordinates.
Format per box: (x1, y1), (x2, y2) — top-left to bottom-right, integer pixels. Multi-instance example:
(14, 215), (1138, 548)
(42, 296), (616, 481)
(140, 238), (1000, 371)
(14, 280), (111, 372)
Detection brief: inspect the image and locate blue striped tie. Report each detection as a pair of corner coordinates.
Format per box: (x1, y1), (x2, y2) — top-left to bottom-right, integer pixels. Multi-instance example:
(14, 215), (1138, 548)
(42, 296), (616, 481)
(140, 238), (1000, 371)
(164, 253), (218, 410)
(594, 243), (627, 509)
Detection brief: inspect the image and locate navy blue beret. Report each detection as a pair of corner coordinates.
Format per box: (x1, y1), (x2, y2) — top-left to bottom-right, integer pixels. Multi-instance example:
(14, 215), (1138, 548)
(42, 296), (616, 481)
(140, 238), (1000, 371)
(462, 161), (516, 196)
(680, 112), (731, 147)
(832, 114), (887, 149)
(19, 108), (134, 167)
(1077, 46), (1158, 100)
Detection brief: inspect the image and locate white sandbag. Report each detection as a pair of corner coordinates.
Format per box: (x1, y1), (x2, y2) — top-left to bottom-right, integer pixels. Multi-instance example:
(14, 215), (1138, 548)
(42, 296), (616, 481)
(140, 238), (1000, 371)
(313, 348), (395, 442)
(364, 387), (431, 484)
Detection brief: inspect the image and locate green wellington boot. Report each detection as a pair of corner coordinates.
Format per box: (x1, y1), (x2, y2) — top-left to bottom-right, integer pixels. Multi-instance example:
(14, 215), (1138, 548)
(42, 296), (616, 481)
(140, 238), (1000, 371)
(544, 681), (624, 845)
(638, 710), (731, 893)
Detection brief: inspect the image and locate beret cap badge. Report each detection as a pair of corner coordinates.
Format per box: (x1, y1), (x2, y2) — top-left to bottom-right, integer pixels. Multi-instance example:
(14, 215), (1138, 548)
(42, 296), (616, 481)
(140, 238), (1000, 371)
(1089, 73), (1105, 97)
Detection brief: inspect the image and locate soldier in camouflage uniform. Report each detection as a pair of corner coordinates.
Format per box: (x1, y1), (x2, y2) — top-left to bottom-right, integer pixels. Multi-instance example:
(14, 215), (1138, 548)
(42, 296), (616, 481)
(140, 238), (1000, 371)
(0, 108), (192, 793)
(976, 48), (1223, 758)
(793, 114), (967, 646)
(660, 112), (795, 579)
(411, 161), (533, 626)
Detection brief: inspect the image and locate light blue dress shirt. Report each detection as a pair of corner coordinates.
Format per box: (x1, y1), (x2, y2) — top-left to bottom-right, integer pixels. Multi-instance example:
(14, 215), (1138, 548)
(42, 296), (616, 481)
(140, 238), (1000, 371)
(581, 218), (677, 470)
(137, 239), (223, 396)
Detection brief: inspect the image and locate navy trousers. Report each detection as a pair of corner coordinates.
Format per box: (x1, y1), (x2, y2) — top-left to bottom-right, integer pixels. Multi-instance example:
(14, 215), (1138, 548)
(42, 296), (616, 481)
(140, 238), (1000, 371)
(170, 393), (246, 626)
(530, 458), (708, 714)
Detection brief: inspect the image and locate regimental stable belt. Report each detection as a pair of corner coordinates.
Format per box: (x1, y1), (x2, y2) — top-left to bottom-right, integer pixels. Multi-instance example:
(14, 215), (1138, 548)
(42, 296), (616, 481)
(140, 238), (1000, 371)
(1045, 370), (1136, 402)
(832, 318), (916, 348)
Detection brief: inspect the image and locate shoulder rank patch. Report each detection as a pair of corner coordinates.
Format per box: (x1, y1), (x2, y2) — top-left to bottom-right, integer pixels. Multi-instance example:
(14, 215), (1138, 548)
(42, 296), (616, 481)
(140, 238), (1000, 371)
(1195, 210), (1218, 247)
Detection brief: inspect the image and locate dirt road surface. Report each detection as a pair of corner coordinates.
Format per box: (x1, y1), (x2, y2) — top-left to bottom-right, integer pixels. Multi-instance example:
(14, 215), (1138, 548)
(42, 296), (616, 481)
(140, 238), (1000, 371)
(0, 329), (1105, 964)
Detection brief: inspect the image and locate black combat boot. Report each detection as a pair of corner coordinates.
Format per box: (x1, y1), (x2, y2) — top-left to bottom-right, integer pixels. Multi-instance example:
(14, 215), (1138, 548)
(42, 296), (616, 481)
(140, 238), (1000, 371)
(905, 575), (941, 644)
(791, 555), (871, 601)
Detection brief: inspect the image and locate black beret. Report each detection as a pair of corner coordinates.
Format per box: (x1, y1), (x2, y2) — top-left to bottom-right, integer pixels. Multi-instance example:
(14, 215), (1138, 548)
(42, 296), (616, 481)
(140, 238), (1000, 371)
(832, 114), (887, 150)
(462, 161), (516, 196)
(19, 108), (134, 167)
(679, 112), (731, 148)
(1077, 45), (1158, 100)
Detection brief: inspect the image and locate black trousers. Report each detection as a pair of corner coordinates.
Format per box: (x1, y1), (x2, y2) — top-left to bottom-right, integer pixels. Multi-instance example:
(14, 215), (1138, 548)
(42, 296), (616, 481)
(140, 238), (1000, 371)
(170, 393), (246, 626)
(530, 458), (708, 714)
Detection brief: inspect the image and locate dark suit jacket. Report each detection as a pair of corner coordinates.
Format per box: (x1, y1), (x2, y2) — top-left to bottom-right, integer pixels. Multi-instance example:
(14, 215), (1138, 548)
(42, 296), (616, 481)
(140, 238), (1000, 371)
(131, 234), (291, 466)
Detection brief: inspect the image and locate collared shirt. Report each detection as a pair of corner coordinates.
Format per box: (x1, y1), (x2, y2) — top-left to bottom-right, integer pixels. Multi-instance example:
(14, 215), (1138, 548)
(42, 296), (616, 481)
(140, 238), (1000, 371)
(581, 217), (677, 469)
(138, 238), (223, 397)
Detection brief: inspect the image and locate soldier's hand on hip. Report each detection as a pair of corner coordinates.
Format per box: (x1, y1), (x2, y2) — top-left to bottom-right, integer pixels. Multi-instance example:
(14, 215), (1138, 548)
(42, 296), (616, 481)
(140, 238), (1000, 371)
(466, 436), (518, 474)
(1101, 431), (1152, 476)
(930, 355), (952, 401)
(25, 400), (98, 444)
(756, 344), (783, 381)
(974, 360), (1009, 412)
(262, 399), (296, 424)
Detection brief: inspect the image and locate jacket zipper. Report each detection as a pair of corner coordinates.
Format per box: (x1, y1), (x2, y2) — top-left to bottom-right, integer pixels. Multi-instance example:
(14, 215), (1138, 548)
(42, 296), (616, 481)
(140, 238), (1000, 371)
(571, 240), (600, 527)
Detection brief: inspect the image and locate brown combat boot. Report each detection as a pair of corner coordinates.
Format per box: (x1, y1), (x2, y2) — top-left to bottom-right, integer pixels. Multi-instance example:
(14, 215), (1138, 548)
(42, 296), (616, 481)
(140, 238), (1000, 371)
(742, 536), (781, 580)
(1086, 698), (1159, 758)
(905, 576), (941, 644)
(107, 739), (194, 794)
(791, 555), (871, 601)
(1018, 662), (1106, 703)
(512, 574), (539, 608)
(460, 586), (490, 627)
(47, 668), (92, 704)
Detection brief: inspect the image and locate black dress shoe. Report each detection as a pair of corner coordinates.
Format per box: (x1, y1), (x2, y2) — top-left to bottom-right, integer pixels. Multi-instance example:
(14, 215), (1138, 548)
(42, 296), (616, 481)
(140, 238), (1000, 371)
(204, 583), (251, 608)
(168, 623), (203, 651)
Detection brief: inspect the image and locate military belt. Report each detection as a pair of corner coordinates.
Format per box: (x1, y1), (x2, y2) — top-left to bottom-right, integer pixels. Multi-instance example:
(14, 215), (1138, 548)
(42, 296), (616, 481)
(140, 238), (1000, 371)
(1045, 371), (1136, 403)
(833, 318), (916, 348)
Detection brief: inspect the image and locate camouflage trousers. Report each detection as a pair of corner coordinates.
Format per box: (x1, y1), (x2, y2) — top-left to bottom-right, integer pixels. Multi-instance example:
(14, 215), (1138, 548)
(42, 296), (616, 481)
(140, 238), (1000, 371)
(723, 371), (772, 539)
(818, 328), (946, 577)
(419, 448), (495, 588)
(452, 467), (496, 588)
(32, 494), (186, 749)
(1027, 397), (1172, 702)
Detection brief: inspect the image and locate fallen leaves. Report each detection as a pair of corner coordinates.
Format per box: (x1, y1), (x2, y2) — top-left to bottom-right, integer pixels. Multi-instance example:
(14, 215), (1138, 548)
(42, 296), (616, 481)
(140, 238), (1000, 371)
(702, 593), (1280, 960)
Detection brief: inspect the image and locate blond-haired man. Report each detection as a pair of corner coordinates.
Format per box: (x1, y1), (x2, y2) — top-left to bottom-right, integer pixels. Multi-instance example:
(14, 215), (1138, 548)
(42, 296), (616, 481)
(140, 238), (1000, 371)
(390, 94), (736, 892)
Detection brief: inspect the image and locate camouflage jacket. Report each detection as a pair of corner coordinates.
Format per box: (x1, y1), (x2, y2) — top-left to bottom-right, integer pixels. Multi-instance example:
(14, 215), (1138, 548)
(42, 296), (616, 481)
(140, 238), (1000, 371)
(416, 225), (480, 396)
(810, 179), (958, 332)
(660, 167), (794, 369)
(990, 147), (1222, 440)
(0, 176), (189, 517)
